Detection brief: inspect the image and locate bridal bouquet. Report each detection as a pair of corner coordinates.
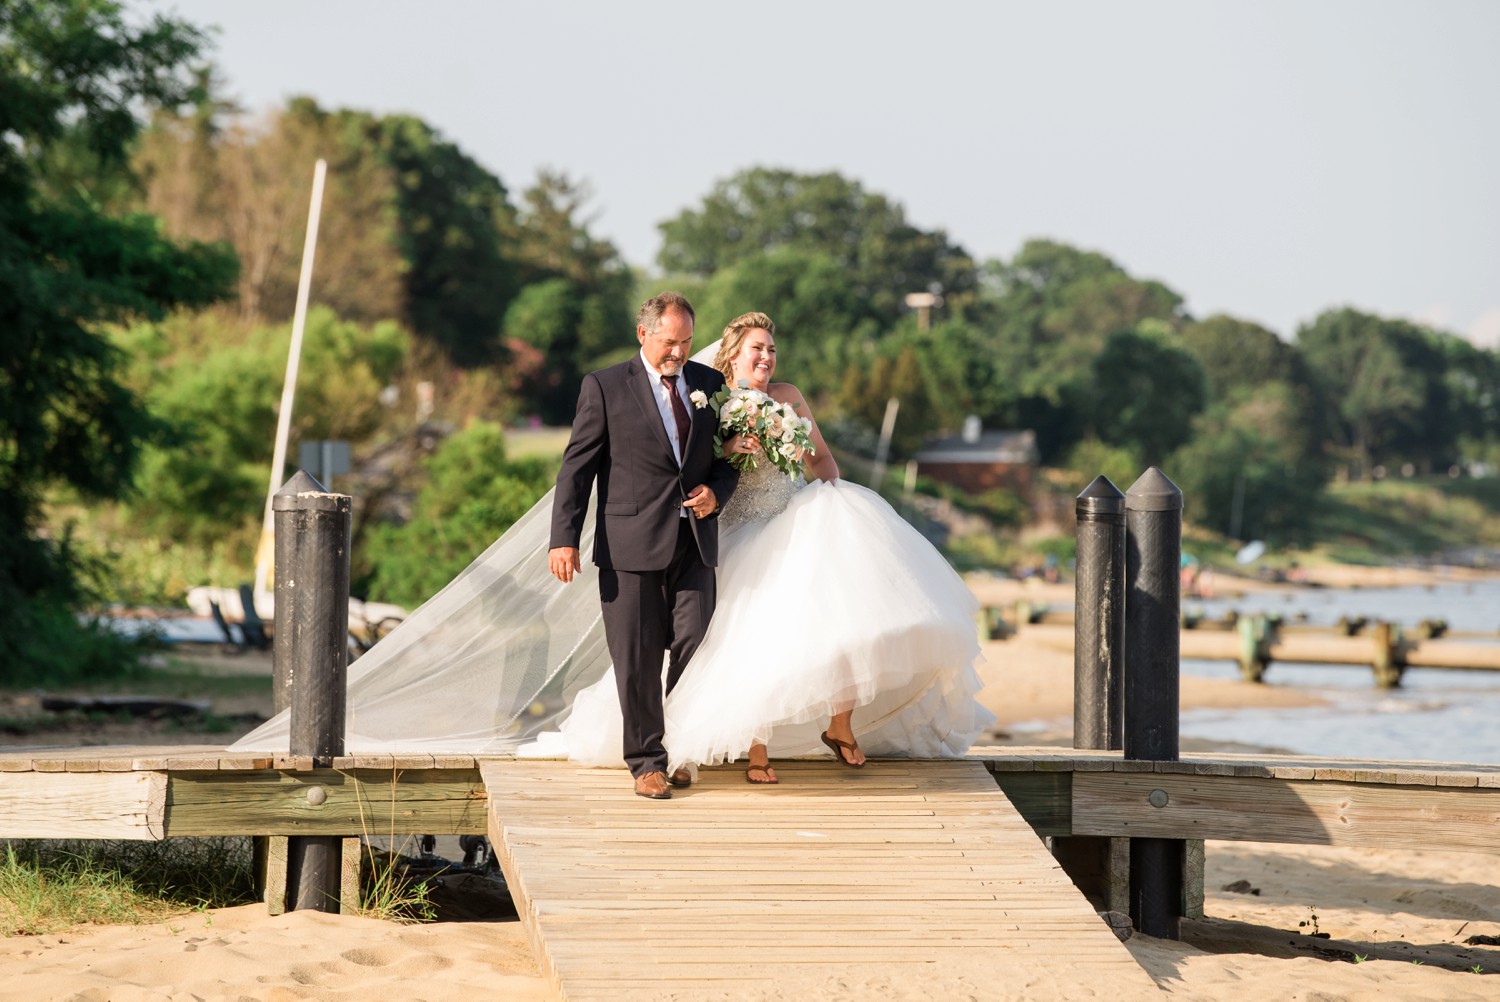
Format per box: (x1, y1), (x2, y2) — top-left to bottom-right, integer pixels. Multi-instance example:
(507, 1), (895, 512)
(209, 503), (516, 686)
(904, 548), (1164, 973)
(710, 383), (815, 476)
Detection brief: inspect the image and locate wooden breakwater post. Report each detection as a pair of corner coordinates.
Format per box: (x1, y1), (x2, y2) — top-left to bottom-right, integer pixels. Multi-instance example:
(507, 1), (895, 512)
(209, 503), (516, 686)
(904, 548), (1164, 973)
(1051, 476), (1129, 912)
(1124, 467), (1183, 940)
(273, 470), (351, 912)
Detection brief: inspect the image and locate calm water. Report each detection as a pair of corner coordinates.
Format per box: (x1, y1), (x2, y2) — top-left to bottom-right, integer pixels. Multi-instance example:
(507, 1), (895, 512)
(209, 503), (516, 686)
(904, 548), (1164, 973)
(1177, 579), (1500, 763)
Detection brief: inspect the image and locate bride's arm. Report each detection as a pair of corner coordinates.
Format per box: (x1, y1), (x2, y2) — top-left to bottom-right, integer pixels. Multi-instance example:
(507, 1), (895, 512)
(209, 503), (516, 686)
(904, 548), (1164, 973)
(775, 384), (839, 483)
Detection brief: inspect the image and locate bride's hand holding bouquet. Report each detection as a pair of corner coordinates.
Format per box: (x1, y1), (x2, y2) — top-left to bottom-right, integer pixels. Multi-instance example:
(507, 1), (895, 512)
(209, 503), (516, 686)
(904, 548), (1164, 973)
(710, 382), (815, 477)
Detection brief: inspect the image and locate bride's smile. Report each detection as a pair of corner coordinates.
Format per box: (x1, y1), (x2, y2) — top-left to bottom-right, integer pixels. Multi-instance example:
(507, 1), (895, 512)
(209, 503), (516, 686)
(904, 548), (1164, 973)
(732, 329), (777, 389)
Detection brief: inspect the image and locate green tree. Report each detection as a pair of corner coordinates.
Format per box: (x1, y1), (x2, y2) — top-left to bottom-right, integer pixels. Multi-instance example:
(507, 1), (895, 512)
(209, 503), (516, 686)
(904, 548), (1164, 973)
(361, 422), (552, 607)
(1180, 314), (1300, 399)
(844, 342), (939, 456)
(137, 96), (519, 367)
(658, 168), (976, 324)
(501, 279), (622, 422)
(500, 171), (635, 420)
(695, 247), (873, 398)
(343, 105), (517, 367)
(506, 170), (632, 297)
(977, 240), (1188, 459)
(1169, 383), (1330, 543)
(1079, 324), (1206, 466)
(1, 0), (236, 677)
(1437, 334), (1500, 467)
(1297, 308), (1454, 477)
(113, 308), (410, 551)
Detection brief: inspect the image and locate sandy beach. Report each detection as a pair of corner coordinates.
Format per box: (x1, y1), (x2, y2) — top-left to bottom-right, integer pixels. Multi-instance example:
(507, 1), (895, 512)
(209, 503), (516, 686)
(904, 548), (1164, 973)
(2, 567), (1497, 999)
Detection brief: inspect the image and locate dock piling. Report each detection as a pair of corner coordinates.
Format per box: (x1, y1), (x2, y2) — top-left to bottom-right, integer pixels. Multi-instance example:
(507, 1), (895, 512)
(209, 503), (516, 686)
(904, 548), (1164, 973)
(1074, 476), (1126, 750)
(1236, 615), (1276, 683)
(1124, 467), (1184, 940)
(1051, 476), (1130, 914)
(272, 470), (352, 912)
(1372, 621), (1406, 688)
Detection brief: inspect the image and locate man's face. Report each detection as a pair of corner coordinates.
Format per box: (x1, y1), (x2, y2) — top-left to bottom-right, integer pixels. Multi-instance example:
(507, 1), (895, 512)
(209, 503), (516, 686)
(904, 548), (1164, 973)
(638, 307), (694, 376)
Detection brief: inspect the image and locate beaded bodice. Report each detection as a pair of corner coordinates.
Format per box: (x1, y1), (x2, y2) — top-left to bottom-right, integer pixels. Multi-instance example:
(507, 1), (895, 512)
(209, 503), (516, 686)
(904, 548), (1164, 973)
(719, 460), (805, 529)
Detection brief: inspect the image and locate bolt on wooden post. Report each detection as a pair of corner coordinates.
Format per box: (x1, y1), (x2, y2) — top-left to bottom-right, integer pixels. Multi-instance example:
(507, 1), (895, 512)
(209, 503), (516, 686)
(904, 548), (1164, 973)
(272, 470), (350, 912)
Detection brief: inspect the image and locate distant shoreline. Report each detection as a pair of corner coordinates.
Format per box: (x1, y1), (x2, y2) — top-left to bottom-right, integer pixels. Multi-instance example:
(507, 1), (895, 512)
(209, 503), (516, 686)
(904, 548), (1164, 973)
(966, 560), (1500, 613)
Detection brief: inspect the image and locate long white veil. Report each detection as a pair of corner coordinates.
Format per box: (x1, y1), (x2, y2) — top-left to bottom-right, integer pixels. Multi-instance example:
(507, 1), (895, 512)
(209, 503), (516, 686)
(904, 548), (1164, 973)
(230, 339), (725, 754)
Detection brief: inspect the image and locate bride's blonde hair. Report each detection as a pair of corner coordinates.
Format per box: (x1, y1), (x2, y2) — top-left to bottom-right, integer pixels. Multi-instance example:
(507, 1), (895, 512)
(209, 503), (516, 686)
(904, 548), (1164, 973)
(713, 312), (776, 384)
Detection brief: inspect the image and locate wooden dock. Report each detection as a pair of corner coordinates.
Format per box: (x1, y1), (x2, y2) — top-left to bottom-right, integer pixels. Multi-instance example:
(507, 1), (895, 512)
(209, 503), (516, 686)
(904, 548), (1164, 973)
(482, 758), (1155, 1000)
(2, 744), (1496, 997)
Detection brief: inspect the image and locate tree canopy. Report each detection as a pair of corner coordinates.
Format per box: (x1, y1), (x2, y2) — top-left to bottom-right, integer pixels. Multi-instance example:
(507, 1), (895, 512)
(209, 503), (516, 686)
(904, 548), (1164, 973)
(136, 95), (521, 367)
(1, 0), (236, 676)
(658, 167), (976, 325)
(1297, 308), (1455, 476)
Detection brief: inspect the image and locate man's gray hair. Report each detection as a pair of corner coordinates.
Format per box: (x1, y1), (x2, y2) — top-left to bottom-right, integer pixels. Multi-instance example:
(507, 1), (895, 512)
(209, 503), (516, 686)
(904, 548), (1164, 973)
(637, 291), (696, 334)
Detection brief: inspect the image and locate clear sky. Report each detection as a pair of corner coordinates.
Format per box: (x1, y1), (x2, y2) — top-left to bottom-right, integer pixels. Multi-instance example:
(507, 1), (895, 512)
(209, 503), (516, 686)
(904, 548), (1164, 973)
(143, 0), (1500, 345)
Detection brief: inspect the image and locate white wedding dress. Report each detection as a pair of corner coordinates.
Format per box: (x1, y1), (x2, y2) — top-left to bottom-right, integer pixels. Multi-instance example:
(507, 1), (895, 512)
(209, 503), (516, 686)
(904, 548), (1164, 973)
(528, 461), (994, 771)
(231, 338), (993, 761)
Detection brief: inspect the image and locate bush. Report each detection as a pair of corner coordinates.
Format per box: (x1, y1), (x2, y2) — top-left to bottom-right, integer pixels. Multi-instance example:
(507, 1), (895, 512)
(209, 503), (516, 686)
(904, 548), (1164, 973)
(0, 528), (161, 687)
(362, 422), (554, 607)
(8, 605), (158, 688)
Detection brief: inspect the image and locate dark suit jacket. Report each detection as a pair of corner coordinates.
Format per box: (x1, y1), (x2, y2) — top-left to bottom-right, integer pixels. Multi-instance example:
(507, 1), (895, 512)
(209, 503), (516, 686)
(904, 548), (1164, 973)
(549, 356), (738, 572)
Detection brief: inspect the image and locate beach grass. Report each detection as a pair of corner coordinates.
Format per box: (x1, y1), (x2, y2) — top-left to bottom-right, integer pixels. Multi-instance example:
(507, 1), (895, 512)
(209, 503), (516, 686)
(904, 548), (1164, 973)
(0, 838), (257, 936)
(357, 845), (438, 923)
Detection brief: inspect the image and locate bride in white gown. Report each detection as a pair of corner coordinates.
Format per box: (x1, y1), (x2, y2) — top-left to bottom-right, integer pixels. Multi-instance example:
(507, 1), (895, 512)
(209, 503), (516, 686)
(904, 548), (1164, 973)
(538, 312), (994, 782)
(231, 312), (993, 771)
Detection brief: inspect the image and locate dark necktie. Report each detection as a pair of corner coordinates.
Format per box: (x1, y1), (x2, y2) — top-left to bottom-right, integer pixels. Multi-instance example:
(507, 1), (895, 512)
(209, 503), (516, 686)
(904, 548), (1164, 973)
(662, 374), (691, 461)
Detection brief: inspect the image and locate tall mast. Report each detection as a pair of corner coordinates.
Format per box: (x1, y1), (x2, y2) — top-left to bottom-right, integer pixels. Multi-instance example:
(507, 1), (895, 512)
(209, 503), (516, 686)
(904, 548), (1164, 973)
(252, 158), (327, 605)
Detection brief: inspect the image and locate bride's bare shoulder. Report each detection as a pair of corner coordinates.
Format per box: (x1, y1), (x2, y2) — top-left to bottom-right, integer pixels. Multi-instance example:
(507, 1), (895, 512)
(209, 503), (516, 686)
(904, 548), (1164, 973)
(768, 382), (807, 404)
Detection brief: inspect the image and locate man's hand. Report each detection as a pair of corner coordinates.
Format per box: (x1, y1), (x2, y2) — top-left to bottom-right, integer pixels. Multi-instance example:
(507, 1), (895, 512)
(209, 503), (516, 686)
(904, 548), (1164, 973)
(548, 546), (582, 583)
(683, 485), (717, 519)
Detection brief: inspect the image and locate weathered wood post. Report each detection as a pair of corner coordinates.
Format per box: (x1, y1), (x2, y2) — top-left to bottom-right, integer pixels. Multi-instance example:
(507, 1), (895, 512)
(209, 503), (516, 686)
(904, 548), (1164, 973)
(1075, 476), (1126, 750)
(1236, 614), (1276, 683)
(1124, 467), (1183, 940)
(273, 470), (350, 912)
(1372, 621), (1405, 689)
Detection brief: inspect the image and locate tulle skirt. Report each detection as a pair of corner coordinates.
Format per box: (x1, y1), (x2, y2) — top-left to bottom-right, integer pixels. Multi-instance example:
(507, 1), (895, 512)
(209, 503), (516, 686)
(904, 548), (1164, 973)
(528, 479), (994, 769)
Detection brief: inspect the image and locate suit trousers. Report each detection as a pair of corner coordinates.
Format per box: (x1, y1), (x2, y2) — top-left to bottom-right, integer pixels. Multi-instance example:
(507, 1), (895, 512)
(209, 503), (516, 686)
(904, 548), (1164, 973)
(598, 518), (716, 777)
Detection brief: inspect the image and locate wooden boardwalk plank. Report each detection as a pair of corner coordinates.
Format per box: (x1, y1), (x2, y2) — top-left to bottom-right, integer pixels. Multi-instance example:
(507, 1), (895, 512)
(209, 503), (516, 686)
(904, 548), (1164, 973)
(483, 759), (1153, 1000)
(1073, 772), (1500, 852)
(0, 771), (165, 839)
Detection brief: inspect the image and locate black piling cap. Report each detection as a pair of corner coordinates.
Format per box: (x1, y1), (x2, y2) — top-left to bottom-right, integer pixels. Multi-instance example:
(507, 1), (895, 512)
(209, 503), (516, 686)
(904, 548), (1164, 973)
(272, 469), (348, 512)
(1080, 477), (1128, 525)
(1125, 467), (1183, 512)
(1076, 475), (1126, 517)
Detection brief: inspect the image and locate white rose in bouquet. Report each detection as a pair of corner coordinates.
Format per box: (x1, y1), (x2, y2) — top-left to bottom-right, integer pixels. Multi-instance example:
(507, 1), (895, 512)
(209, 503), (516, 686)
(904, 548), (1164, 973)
(711, 386), (816, 477)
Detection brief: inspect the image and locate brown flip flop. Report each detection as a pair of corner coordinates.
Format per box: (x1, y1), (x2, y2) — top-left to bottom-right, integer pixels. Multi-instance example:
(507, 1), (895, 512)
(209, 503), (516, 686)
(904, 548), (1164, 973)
(745, 762), (779, 784)
(821, 731), (866, 768)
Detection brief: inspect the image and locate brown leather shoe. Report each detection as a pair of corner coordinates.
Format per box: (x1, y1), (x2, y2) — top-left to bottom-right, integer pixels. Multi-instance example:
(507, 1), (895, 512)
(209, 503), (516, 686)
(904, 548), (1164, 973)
(668, 767), (693, 789)
(633, 771), (671, 799)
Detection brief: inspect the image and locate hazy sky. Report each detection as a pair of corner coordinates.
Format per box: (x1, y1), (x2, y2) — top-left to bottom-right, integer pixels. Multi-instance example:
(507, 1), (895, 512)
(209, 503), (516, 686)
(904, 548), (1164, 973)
(144, 0), (1500, 344)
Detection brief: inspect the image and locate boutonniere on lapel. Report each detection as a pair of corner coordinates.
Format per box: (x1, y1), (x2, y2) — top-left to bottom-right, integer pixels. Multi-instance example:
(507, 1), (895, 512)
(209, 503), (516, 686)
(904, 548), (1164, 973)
(689, 389), (708, 410)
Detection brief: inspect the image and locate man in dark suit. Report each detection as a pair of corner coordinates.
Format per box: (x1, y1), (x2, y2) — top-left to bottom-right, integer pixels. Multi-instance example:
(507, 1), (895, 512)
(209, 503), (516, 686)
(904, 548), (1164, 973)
(548, 292), (739, 799)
